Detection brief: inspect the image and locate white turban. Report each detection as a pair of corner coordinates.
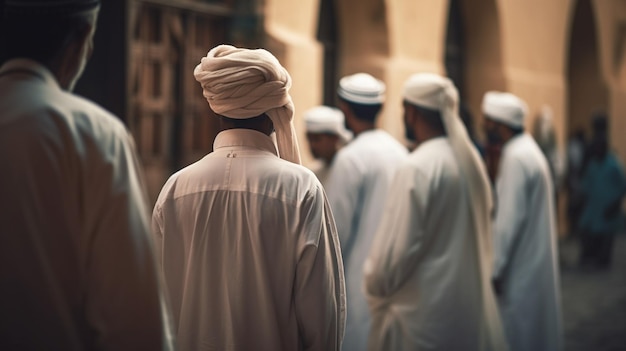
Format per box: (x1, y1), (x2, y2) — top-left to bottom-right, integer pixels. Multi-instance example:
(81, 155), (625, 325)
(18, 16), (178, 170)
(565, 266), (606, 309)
(403, 73), (505, 349)
(482, 91), (528, 129)
(304, 106), (352, 142)
(337, 73), (385, 104)
(193, 44), (301, 164)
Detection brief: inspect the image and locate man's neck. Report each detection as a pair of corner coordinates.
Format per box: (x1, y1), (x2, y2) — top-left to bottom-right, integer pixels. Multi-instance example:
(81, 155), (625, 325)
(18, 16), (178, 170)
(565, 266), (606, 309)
(351, 123), (375, 137)
(416, 129), (445, 145)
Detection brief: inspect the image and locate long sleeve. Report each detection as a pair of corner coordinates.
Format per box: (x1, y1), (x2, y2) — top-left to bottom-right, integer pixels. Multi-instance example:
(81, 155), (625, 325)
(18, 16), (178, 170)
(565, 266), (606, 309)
(295, 186), (346, 351)
(492, 155), (528, 280)
(324, 152), (362, 253)
(83, 130), (173, 351)
(364, 167), (430, 299)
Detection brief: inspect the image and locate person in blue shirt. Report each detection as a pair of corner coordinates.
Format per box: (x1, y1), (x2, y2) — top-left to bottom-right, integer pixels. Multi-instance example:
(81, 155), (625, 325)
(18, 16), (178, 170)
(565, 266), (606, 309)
(578, 113), (626, 269)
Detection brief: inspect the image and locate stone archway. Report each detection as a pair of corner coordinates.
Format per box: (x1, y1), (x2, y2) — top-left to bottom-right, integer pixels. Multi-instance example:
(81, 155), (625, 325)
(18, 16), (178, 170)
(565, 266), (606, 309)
(566, 0), (608, 138)
(450, 0), (507, 141)
(335, 0), (390, 79)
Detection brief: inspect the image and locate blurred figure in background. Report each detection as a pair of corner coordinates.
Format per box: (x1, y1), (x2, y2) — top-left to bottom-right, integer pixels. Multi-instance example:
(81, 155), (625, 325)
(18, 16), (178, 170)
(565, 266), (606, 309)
(533, 105), (566, 194)
(566, 129), (587, 237)
(0, 0), (173, 350)
(578, 113), (626, 269)
(460, 102), (485, 157)
(325, 72), (408, 351)
(365, 73), (508, 351)
(153, 45), (345, 351)
(483, 92), (562, 351)
(304, 105), (352, 186)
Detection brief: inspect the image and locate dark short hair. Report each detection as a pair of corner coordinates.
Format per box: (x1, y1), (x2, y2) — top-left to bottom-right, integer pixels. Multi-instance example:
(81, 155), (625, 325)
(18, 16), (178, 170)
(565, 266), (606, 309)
(339, 97), (382, 123)
(220, 113), (271, 129)
(0, 12), (93, 65)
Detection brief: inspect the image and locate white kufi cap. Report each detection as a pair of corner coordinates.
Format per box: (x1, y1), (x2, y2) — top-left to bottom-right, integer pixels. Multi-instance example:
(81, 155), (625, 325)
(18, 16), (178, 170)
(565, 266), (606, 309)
(482, 91), (528, 129)
(337, 73), (385, 104)
(304, 106), (352, 142)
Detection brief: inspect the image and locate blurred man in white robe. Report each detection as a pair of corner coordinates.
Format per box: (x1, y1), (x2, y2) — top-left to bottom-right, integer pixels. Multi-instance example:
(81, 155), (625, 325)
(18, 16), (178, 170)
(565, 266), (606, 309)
(364, 73), (508, 351)
(0, 1), (173, 350)
(325, 73), (408, 351)
(152, 45), (346, 351)
(304, 105), (352, 186)
(483, 91), (562, 351)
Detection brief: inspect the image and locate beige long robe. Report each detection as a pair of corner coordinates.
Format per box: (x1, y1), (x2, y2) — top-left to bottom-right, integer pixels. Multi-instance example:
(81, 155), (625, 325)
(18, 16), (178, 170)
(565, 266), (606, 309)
(152, 129), (346, 351)
(0, 59), (172, 350)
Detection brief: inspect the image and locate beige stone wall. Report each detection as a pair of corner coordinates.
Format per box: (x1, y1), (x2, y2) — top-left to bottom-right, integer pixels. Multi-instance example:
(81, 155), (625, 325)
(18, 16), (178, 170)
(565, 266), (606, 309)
(594, 0), (626, 166)
(264, 0), (323, 165)
(263, 0), (625, 170)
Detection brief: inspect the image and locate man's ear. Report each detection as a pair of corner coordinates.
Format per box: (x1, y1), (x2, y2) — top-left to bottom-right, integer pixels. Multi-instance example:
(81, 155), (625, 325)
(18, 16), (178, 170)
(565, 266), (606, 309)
(404, 104), (417, 126)
(76, 22), (95, 58)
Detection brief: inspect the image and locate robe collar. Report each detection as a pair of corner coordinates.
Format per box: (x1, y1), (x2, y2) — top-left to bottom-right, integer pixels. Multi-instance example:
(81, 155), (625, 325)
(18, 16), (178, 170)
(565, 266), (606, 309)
(0, 58), (60, 90)
(213, 129), (279, 157)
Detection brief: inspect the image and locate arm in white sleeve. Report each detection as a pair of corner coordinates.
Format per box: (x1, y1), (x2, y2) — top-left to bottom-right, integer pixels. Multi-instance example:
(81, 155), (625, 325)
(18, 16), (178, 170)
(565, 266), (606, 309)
(492, 156), (528, 280)
(295, 186), (346, 351)
(364, 167), (430, 298)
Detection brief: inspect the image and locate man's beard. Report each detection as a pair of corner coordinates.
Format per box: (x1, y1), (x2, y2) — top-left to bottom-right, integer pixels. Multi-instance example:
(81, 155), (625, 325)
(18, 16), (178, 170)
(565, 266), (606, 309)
(404, 121), (416, 142)
(67, 55), (88, 92)
(486, 129), (502, 145)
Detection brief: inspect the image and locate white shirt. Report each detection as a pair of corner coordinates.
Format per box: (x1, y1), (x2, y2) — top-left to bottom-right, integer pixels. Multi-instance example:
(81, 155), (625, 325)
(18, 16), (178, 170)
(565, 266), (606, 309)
(324, 129), (408, 351)
(493, 133), (562, 351)
(364, 137), (508, 351)
(0, 59), (172, 350)
(152, 129), (346, 351)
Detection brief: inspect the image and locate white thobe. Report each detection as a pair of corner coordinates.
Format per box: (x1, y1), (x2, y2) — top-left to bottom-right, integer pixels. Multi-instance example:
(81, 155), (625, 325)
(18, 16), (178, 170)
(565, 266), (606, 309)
(493, 133), (562, 351)
(152, 129), (346, 351)
(324, 129), (408, 351)
(364, 138), (508, 351)
(0, 59), (172, 350)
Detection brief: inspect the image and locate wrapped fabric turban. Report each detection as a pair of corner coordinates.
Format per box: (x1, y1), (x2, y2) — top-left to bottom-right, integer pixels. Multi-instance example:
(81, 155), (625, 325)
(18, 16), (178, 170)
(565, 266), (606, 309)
(194, 44), (301, 164)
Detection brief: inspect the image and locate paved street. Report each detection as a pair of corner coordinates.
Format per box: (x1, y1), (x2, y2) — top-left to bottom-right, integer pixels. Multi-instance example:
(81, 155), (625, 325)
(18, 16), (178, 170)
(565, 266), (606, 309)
(560, 233), (626, 351)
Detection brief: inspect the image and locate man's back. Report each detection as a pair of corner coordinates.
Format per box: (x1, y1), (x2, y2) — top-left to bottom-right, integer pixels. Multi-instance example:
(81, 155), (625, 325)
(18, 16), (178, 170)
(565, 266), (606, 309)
(0, 59), (170, 350)
(494, 133), (562, 351)
(153, 129), (345, 351)
(324, 128), (407, 351)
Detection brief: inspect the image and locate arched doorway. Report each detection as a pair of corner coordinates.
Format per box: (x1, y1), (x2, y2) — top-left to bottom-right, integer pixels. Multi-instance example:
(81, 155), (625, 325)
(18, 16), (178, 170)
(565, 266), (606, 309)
(447, 0), (506, 141)
(566, 0), (608, 138)
(317, 0), (339, 106)
(335, 0), (389, 79)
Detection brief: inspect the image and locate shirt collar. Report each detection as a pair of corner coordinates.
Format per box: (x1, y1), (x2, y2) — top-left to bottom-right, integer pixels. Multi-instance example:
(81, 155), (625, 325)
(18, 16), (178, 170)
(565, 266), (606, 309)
(0, 58), (60, 89)
(415, 136), (447, 151)
(213, 129), (279, 156)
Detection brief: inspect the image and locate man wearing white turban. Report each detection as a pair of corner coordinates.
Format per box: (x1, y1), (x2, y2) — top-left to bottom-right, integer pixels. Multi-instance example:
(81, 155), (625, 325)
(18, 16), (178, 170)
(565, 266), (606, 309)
(483, 91), (562, 351)
(304, 105), (352, 186)
(364, 73), (509, 351)
(324, 72), (408, 351)
(0, 1), (173, 350)
(152, 45), (346, 351)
